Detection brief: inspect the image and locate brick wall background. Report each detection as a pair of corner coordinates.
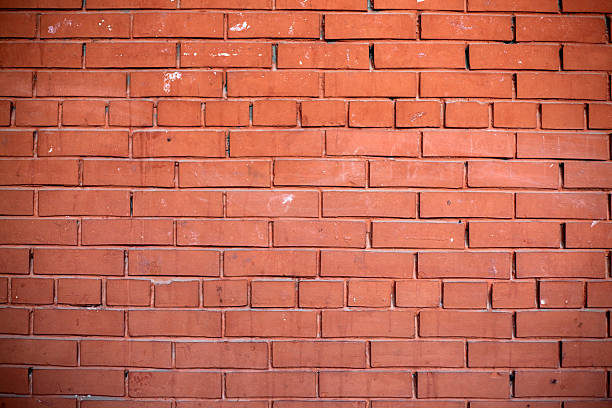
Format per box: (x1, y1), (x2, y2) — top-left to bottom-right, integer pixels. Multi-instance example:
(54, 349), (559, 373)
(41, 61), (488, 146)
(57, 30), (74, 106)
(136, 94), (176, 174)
(0, 0), (611, 406)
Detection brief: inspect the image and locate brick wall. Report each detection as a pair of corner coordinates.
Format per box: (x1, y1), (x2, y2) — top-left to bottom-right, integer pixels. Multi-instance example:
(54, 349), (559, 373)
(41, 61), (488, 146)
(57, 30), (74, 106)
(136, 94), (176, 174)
(0, 0), (611, 406)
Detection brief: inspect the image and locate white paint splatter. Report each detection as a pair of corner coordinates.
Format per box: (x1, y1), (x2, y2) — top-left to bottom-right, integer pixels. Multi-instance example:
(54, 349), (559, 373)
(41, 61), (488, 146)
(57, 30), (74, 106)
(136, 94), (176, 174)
(163, 71), (182, 94)
(282, 194), (294, 205)
(230, 21), (250, 32)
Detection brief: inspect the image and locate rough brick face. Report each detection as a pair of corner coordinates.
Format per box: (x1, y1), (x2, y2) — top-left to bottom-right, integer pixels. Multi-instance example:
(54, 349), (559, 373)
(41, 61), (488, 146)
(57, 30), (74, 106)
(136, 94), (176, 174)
(0, 2), (610, 405)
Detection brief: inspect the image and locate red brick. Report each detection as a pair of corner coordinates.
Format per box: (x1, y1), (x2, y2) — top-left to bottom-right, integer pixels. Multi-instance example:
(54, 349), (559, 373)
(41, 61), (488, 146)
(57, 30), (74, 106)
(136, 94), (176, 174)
(320, 371), (412, 397)
(517, 73), (608, 100)
(421, 72), (513, 98)
(420, 310), (512, 338)
(11, 278), (54, 304)
(274, 220), (366, 248)
(326, 13), (415, 39)
(154, 280), (199, 307)
(470, 43), (559, 70)
(226, 372), (316, 398)
(225, 249), (316, 277)
(564, 45), (612, 71)
(563, 402), (612, 408)
(468, 341), (559, 367)
(348, 280), (392, 307)
(278, 43), (368, 69)
(470, 221), (560, 248)
(539, 281), (584, 308)
(516, 311), (607, 338)
(129, 249), (219, 277)
(0, 71), (32, 97)
(41, 13), (130, 38)
(325, 72), (417, 97)
(587, 282), (612, 307)
(566, 222), (612, 249)
(228, 12), (319, 38)
(34, 309), (124, 336)
(82, 219), (173, 245)
(231, 130), (322, 156)
(157, 100), (202, 126)
(38, 130), (128, 157)
(0, 219), (77, 245)
(228, 71), (319, 97)
(371, 340), (463, 367)
(176, 341), (267, 368)
(589, 104), (612, 129)
(57, 278), (101, 305)
(0, 308), (29, 334)
(0, 278), (5, 302)
(492, 281), (537, 309)
(129, 371), (221, 398)
(109, 100), (154, 127)
(179, 160), (270, 187)
(106, 279), (151, 306)
(374, 0), (463, 9)
(39, 190), (130, 216)
(62, 100), (106, 126)
(516, 251), (606, 279)
(542, 104), (585, 130)
(564, 162), (612, 189)
(375, 42), (465, 69)
(206, 101), (250, 126)
(227, 190), (318, 217)
(469, 0), (558, 11)
(226, 311), (317, 337)
(131, 71), (222, 97)
(516, 192), (607, 219)
(323, 190), (416, 218)
(182, 42), (271, 68)
(252, 100), (297, 126)
(349, 100), (393, 128)
(517, 16), (607, 43)
(0, 189), (33, 215)
(322, 310), (415, 337)
(133, 12), (222, 37)
(0, 367), (28, 394)
(299, 280), (344, 308)
(421, 192), (513, 219)
(87, 0), (176, 7)
(370, 161), (464, 187)
(396, 280), (440, 308)
(128, 310), (221, 337)
(274, 159), (365, 187)
(177, 219), (268, 247)
(468, 161), (559, 188)
(37, 71), (126, 97)
(86, 42), (176, 68)
(278, 0), (365, 9)
(83, 160), (174, 187)
(563, 0), (612, 12)
(34, 248), (123, 276)
(445, 101), (489, 128)
(182, 0), (270, 8)
(444, 282), (488, 309)
(301, 100), (346, 127)
(494, 102), (538, 128)
(372, 221), (464, 249)
(514, 371), (606, 397)
(202, 279), (248, 307)
(396, 101), (441, 128)
(81, 340), (170, 368)
(133, 130), (224, 157)
(273, 341), (366, 368)
(372, 401), (466, 408)
(133, 190), (223, 217)
(15, 100), (58, 126)
(0, 42), (82, 68)
(0, 338), (76, 366)
(422, 14), (512, 40)
(562, 341), (612, 367)
(0, 13), (36, 37)
(418, 371), (509, 398)
(33, 369), (124, 396)
(321, 250), (413, 278)
(518, 133), (607, 160)
(0, 131), (34, 157)
(251, 280), (295, 307)
(423, 130), (515, 158)
(326, 129), (419, 157)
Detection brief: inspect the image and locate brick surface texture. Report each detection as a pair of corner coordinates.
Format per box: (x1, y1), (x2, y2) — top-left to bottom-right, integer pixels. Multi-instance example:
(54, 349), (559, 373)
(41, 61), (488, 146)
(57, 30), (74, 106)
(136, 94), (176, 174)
(0, 0), (611, 406)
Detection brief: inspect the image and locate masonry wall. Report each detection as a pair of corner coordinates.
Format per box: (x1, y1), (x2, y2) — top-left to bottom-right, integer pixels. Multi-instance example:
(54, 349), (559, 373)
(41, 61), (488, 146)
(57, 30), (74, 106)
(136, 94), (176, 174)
(0, 0), (611, 406)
